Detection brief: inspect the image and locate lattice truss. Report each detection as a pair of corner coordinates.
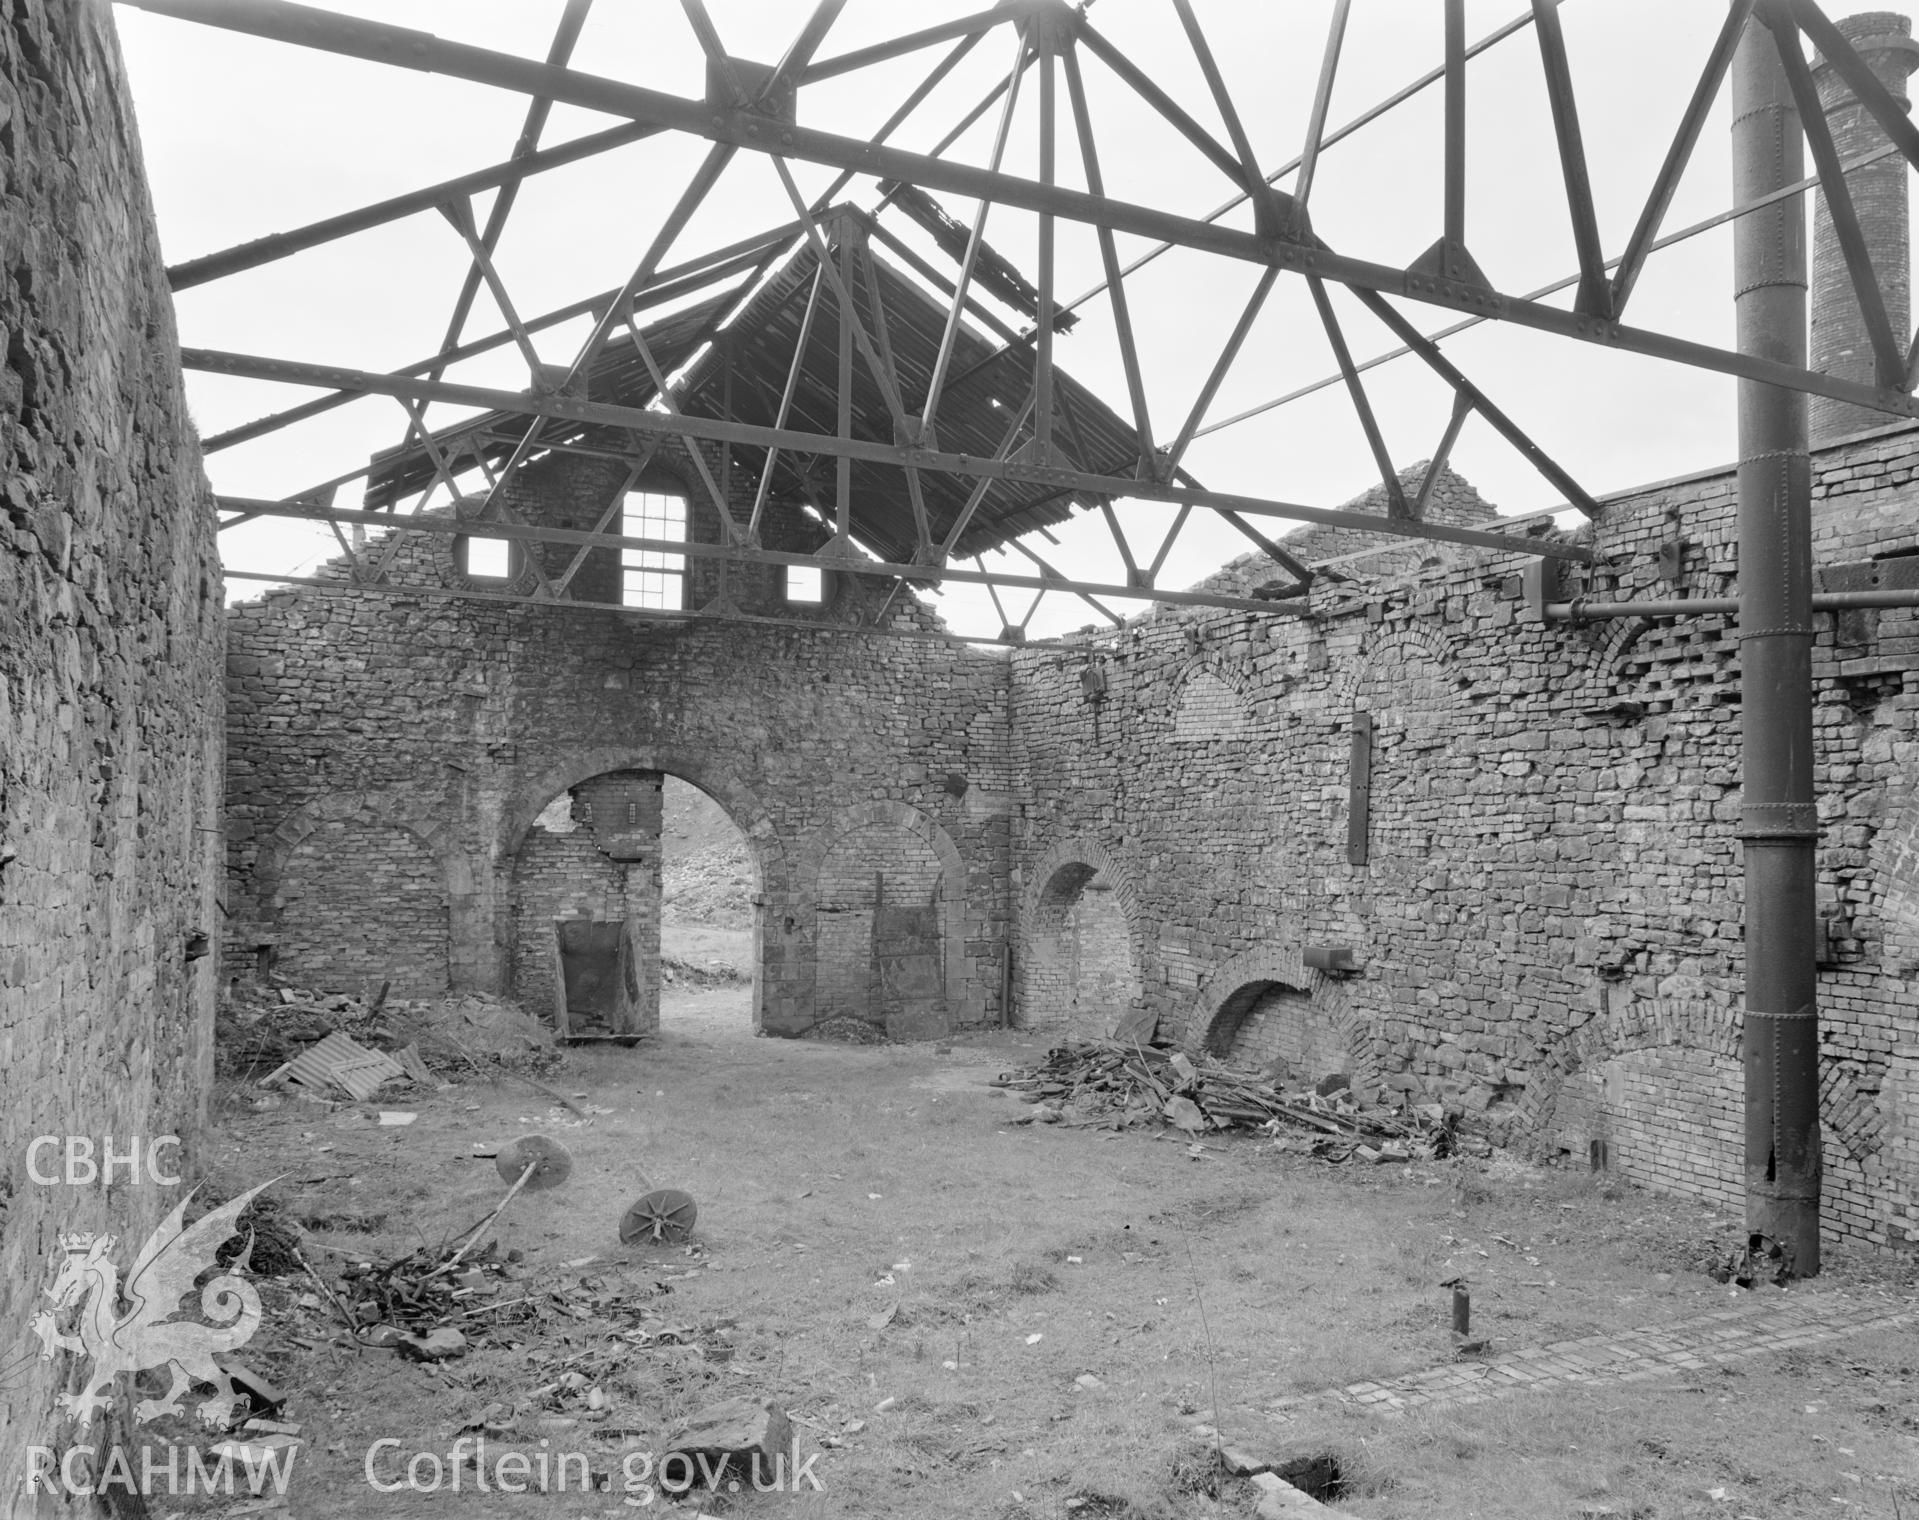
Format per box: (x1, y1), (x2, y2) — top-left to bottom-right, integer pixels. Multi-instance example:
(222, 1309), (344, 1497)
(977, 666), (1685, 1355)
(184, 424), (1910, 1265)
(121, 0), (1919, 641)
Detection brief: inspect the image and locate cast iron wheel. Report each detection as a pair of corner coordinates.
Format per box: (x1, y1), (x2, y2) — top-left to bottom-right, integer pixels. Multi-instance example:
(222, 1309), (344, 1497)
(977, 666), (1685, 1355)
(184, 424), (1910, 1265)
(619, 1188), (698, 1245)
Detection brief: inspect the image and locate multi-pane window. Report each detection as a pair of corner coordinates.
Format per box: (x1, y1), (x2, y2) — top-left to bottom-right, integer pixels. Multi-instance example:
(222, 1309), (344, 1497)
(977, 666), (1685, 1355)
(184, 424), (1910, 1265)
(621, 490), (685, 609)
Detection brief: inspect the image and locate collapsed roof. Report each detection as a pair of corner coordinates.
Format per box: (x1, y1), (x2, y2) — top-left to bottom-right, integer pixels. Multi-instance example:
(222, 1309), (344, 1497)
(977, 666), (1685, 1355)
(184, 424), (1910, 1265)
(364, 205), (1141, 567)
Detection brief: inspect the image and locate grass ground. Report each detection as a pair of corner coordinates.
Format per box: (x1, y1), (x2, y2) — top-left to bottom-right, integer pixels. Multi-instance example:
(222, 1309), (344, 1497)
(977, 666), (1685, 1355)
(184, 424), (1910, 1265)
(131, 992), (1918, 1520)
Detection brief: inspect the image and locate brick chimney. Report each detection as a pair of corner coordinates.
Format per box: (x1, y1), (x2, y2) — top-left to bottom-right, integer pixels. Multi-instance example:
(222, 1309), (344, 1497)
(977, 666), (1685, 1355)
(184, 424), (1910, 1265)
(1810, 12), (1919, 444)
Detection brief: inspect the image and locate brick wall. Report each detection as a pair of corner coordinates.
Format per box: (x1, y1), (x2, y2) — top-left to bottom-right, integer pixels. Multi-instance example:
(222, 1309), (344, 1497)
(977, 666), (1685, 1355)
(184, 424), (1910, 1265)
(1809, 13), (1917, 445)
(1021, 866), (1141, 1036)
(1013, 447), (1919, 1252)
(814, 820), (945, 1030)
(273, 819), (449, 997)
(0, 0), (224, 1501)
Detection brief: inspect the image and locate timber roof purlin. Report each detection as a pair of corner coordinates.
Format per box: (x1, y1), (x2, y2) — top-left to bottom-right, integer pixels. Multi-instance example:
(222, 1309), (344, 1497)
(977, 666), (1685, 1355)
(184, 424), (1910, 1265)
(364, 206), (1142, 566)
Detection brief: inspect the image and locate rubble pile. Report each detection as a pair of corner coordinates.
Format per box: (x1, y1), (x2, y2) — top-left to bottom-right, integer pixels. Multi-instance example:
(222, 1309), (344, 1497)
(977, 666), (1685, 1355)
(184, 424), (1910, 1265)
(218, 980), (557, 1091)
(995, 1039), (1463, 1161)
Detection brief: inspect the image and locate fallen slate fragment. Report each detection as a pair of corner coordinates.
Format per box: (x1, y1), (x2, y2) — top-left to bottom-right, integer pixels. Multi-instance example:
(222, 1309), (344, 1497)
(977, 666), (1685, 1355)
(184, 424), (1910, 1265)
(1220, 1444), (1271, 1475)
(660, 1397), (793, 1489)
(396, 1327), (468, 1362)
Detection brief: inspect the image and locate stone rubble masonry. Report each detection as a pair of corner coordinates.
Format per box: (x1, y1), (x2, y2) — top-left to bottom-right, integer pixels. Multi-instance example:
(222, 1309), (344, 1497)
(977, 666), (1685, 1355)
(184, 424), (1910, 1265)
(224, 437), (1014, 1038)
(0, 0), (225, 1503)
(1011, 443), (1919, 1255)
(227, 432), (1919, 1252)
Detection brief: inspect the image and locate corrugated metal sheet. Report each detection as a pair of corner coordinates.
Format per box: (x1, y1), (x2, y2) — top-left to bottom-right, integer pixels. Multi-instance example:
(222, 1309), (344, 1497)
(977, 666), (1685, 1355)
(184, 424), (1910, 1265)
(282, 1032), (407, 1101)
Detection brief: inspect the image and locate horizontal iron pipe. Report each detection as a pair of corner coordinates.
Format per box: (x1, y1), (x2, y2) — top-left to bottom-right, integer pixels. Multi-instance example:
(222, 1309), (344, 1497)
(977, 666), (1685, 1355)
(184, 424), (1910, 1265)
(1546, 589), (1919, 618)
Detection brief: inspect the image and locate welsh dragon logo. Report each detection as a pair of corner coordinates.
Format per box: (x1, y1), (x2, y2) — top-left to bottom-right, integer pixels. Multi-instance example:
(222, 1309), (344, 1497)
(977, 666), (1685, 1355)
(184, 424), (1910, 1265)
(30, 1180), (277, 1428)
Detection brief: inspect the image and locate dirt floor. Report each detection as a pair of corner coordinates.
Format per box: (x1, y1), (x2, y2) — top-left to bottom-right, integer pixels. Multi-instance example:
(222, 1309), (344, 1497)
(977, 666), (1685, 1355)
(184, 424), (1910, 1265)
(129, 976), (1919, 1520)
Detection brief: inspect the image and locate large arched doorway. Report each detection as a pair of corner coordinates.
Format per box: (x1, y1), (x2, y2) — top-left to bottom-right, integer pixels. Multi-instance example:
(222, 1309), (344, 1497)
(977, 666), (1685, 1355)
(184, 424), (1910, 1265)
(507, 768), (762, 1039)
(1022, 855), (1141, 1037)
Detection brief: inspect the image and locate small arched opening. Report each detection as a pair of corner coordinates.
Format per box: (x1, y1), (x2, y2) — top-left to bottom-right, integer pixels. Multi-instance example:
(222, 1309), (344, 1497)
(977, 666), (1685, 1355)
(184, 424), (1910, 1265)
(1202, 978), (1342, 1082)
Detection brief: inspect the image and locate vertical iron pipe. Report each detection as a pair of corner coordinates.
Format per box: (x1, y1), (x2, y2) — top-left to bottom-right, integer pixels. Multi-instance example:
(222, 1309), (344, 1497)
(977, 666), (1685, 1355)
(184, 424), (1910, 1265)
(1731, 9), (1821, 1275)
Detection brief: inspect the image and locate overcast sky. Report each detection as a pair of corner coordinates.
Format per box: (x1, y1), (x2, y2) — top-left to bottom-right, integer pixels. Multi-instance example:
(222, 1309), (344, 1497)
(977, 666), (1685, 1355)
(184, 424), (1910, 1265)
(113, 1), (1919, 640)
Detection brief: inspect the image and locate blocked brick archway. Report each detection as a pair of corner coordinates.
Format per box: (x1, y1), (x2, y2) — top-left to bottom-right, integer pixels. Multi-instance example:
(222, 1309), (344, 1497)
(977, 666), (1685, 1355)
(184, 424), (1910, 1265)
(796, 800), (971, 1036)
(1018, 838), (1144, 1035)
(252, 792), (478, 993)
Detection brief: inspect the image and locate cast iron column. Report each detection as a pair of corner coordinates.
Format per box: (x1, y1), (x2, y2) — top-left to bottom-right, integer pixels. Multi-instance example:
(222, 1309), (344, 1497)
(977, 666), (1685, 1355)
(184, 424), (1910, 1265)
(1732, 9), (1821, 1274)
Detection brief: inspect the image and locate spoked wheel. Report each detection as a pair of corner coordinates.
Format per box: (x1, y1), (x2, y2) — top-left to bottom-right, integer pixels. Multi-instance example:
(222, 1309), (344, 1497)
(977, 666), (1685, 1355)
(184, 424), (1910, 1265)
(619, 1188), (698, 1245)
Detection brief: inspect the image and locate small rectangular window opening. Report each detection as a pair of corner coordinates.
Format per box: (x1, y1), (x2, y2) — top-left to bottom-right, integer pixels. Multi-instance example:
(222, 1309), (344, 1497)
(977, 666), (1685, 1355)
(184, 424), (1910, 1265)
(466, 534), (513, 579)
(785, 564), (825, 604)
(622, 491), (686, 609)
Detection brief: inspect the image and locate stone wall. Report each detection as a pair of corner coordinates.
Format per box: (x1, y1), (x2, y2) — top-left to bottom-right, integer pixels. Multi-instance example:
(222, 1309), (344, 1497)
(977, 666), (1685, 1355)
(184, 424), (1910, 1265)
(224, 443), (1015, 1038)
(0, 0), (224, 1503)
(226, 416), (1919, 1250)
(1009, 445), (1919, 1253)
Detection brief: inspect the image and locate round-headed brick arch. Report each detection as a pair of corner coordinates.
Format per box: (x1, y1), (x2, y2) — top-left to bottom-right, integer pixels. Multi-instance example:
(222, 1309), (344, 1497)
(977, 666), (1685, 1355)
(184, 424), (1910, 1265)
(1182, 942), (1375, 1091)
(795, 800), (969, 1021)
(251, 791), (478, 991)
(1514, 998), (1736, 1134)
(1334, 622), (1461, 712)
(1018, 837), (1145, 1034)
(501, 746), (784, 900)
(254, 791), (474, 913)
(1516, 997), (1886, 1168)
(1565, 615), (1654, 713)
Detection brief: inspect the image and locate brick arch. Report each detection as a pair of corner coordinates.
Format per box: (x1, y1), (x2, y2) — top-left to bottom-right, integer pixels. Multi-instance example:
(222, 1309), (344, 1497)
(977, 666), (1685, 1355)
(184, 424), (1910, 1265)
(1018, 837), (1146, 1034)
(1566, 615), (1654, 712)
(1181, 942), (1375, 1091)
(1334, 622), (1461, 711)
(502, 746), (785, 899)
(1515, 998), (1736, 1134)
(796, 800), (969, 1019)
(251, 792), (472, 994)
(254, 791), (472, 911)
(1517, 998), (1887, 1168)
(1166, 658), (1256, 741)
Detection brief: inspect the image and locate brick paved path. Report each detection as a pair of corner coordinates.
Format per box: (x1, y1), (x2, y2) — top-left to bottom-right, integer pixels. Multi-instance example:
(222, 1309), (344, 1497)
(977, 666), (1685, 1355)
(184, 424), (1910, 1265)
(1284, 1290), (1916, 1417)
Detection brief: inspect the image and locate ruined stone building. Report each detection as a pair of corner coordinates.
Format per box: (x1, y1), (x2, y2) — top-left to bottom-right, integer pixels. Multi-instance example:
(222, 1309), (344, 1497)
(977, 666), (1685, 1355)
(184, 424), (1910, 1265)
(10, 0), (1919, 1502)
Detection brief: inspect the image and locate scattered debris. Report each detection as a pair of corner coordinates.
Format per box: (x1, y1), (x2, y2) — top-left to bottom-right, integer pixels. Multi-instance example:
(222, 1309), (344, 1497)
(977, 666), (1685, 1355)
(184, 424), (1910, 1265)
(271, 1031), (408, 1101)
(395, 1326), (468, 1363)
(658, 1397), (793, 1492)
(994, 1039), (1456, 1158)
(1708, 1232), (1797, 1289)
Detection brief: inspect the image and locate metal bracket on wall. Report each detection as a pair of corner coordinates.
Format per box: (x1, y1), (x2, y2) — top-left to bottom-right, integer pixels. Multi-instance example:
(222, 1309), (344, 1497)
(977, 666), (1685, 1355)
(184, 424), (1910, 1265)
(1347, 710), (1373, 867)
